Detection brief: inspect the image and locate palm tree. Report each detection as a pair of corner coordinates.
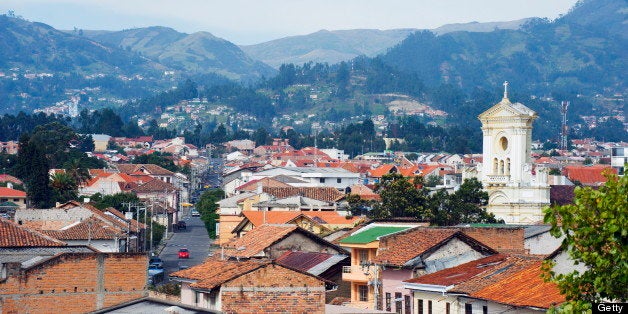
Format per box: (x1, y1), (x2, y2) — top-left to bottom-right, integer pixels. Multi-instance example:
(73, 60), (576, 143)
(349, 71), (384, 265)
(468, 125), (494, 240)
(50, 172), (78, 203)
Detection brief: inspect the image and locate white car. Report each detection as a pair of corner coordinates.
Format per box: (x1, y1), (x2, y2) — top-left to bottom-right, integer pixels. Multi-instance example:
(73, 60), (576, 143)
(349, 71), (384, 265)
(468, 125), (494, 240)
(190, 209), (200, 217)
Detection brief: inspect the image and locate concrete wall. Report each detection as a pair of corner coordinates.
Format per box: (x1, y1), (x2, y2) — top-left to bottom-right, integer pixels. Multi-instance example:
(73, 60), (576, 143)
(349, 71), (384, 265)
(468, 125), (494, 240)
(525, 232), (562, 255)
(422, 237), (488, 274)
(382, 269), (413, 313)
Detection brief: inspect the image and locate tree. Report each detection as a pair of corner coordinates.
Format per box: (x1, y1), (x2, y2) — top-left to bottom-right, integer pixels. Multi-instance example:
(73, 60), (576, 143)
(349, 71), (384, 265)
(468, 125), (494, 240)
(50, 172), (78, 203)
(429, 178), (500, 226)
(195, 189), (224, 238)
(371, 174), (430, 220)
(543, 172), (627, 312)
(14, 134), (53, 208)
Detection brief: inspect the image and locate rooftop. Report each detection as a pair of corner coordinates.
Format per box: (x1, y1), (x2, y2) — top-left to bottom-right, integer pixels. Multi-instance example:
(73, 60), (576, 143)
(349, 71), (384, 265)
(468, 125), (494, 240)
(339, 226), (410, 244)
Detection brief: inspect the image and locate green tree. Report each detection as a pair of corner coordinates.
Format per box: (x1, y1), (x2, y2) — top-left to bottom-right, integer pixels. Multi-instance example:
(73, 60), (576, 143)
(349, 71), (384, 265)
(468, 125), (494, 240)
(371, 174), (430, 220)
(429, 178), (500, 226)
(132, 152), (179, 173)
(14, 134), (53, 208)
(543, 172), (627, 312)
(50, 172), (78, 203)
(195, 189), (224, 238)
(91, 192), (140, 210)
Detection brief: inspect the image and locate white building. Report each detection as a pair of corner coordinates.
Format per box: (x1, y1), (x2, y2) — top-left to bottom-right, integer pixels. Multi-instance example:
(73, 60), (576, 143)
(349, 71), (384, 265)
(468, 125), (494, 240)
(477, 84), (550, 224)
(247, 167), (360, 191)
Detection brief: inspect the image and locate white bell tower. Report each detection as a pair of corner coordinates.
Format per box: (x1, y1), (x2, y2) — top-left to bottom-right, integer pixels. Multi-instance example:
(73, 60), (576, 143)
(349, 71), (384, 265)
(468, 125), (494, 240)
(478, 82), (550, 224)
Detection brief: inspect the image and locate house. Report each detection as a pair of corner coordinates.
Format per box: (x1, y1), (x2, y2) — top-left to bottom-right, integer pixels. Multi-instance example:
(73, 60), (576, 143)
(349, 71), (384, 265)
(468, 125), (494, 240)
(248, 167), (361, 191)
(0, 218), (148, 313)
(222, 224), (347, 260)
(169, 258), (329, 313)
(403, 254), (563, 314)
(231, 210), (362, 238)
(0, 187), (26, 209)
(370, 228), (497, 313)
(13, 201), (146, 252)
(337, 221), (426, 309)
(276, 251), (350, 303)
(563, 164), (617, 186)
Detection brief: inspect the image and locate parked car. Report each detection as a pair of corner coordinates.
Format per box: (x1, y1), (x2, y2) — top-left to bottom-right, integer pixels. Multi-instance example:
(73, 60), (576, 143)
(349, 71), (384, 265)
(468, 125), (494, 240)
(178, 248), (190, 259)
(149, 256), (163, 268)
(190, 209), (200, 217)
(148, 264), (164, 285)
(177, 220), (186, 230)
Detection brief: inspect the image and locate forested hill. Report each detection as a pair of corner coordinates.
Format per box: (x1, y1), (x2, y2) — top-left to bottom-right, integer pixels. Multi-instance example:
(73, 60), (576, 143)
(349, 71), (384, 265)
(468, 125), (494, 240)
(85, 27), (276, 81)
(380, 0), (627, 94)
(0, 15), (164, 75)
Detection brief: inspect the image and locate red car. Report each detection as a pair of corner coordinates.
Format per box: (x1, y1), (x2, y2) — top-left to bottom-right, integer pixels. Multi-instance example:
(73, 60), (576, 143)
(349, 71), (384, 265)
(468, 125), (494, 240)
(178, 248), (190, 259)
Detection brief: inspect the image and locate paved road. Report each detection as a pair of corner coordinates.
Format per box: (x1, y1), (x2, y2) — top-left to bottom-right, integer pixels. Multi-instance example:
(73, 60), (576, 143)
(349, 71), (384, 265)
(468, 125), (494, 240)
(158, 215), (211, 280)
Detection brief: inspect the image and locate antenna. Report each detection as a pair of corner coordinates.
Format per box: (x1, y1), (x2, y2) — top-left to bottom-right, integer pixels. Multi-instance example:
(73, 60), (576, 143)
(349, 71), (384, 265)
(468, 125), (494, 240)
(503, 81), (509, 99)
(560, 101), (570, 150)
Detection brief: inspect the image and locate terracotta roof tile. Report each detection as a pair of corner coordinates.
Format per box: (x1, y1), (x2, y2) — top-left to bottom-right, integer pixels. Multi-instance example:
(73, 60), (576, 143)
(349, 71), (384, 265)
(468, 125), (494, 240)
(276, 251), (337, 272)
(368, 164), (396, 178)
(116, 164), (175, 176)
(372, 228), (495, 266)
(40, 216), (126, 240)
(0, 174), (23, 185)
(305, 211), (363, 225)
(223, 224), (299, 258)
(241, 211), (302, 227)
(471, 261), (565, 309)
(263, 186), (344, 202)
(550, 185), (576, 206)
(170, 258), (269, 290)
(564, 165), (617, 186)
(235, 177), (291, 192)
(0, 218), (66, 247)
(132, 178), (178, 193)
(0, 187), (26, 197)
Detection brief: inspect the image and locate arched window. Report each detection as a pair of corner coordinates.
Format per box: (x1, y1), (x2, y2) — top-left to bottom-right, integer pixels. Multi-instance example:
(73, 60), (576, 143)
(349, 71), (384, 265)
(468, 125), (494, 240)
(506, 158), (511, 175)
(499, 160), (504, 175)
(493, 158), (498, 174)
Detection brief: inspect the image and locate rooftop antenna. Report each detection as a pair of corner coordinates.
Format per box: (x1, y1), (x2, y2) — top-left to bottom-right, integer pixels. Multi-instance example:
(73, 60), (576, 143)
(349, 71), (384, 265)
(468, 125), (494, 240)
(503, 81), (509, 99)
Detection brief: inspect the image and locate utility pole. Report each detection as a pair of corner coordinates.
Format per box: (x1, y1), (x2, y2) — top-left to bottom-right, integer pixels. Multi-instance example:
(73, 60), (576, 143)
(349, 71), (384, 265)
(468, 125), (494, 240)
(560, 101), (570, 151)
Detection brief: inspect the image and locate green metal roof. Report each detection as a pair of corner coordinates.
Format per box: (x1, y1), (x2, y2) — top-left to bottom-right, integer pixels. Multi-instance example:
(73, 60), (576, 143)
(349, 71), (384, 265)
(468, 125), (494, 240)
(340, 226), (410, 244)
(0, 201), (19, 207)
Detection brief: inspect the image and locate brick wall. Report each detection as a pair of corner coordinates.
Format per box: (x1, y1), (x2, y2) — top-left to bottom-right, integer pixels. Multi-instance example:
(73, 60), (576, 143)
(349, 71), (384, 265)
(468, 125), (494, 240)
(0, 253), (147, 313)
(461, 227), (526, 253)
(220, 264), (325, 314)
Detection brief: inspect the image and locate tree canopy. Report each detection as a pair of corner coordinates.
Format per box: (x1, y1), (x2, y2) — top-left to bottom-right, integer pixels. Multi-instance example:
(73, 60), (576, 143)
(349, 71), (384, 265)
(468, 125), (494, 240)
(543, 171), (627, 312)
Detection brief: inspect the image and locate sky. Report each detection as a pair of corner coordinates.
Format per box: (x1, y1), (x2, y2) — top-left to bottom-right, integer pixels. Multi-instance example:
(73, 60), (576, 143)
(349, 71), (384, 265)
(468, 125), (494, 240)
(0, 0), (579, 45)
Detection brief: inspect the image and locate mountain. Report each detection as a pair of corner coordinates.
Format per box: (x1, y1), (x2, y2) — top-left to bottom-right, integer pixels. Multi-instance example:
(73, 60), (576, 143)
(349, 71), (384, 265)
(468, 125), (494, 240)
(240, 29), (416, 68)
(431, 18), (533, 35)
(241, 21), (530, 68)
(379, 0), (627, 93)
(0, 15), (163, 75)
(86, 26), (276, 81)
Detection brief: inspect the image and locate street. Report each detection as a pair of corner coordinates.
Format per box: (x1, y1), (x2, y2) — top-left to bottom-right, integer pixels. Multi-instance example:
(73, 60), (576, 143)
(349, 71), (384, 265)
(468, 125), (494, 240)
(158, 214), (212, 281)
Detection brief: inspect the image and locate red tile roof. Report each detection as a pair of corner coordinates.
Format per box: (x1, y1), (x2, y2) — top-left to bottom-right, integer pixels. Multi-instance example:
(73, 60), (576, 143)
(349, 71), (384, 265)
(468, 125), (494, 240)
(40, 216), (126, 240)
(116, 164), (174, 176)
(405, 254), (508, 286)
(563, 165), (617, 185)
(171, 258), (269, 290)
(0, 218), (66, 247)
(0, 174), (23, 185)
(0, 187), (26, 198)
(263, 186), (344, 202)
(241, 211), (302, 227)
(368, 164), (396, 178)
(471, 261), (565, 309)
(132, 178), (178, 193)
(372, 228), (496, 266)
(223, 224), (300, 258)
(236, 177), (292, 192)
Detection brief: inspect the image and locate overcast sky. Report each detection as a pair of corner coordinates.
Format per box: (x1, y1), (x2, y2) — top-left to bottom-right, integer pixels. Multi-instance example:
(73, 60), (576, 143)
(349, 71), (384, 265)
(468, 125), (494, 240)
(0, 0), (578, 45)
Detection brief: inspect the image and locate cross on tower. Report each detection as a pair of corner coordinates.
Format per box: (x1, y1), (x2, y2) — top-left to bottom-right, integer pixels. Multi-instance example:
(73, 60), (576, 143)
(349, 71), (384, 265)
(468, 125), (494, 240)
(503, 81), (509, 99)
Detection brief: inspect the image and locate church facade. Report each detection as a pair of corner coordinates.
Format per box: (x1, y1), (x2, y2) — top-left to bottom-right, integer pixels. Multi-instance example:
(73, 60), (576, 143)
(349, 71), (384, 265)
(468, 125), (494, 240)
(476, 84), (550, 224)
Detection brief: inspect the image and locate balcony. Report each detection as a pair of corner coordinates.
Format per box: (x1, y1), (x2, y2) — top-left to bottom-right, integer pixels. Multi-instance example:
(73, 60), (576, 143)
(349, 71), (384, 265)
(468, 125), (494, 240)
(486, 175), (510, 185)
(342, 265), (377, 282)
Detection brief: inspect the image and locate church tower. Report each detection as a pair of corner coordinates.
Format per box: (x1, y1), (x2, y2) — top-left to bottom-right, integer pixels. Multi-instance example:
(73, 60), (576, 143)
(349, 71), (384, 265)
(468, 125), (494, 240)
(478, 82), (550, 224)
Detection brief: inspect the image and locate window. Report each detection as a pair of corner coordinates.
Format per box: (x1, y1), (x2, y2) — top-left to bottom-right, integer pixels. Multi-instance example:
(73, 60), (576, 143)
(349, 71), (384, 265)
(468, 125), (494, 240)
(405, 295), (411, 314)
(395, 292), (402, 314)
(385, 293), (391, 311)
(418, 299), (423, 314)
(358, 285), (368, 302)
(483, 306), (488, 314)
(359, 249), (369, 264)
(337, 178), (342, 183)
(194, 291), (200, 304)
(319, 178), (326, 183)
(428, 300), (432, 314)
(465, 303), (472, 314)
(446, 303), (451, 314)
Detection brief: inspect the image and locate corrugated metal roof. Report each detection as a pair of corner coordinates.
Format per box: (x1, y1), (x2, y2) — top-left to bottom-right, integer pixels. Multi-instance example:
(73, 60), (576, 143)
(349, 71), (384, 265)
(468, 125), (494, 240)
(275, 251), (347, 276)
